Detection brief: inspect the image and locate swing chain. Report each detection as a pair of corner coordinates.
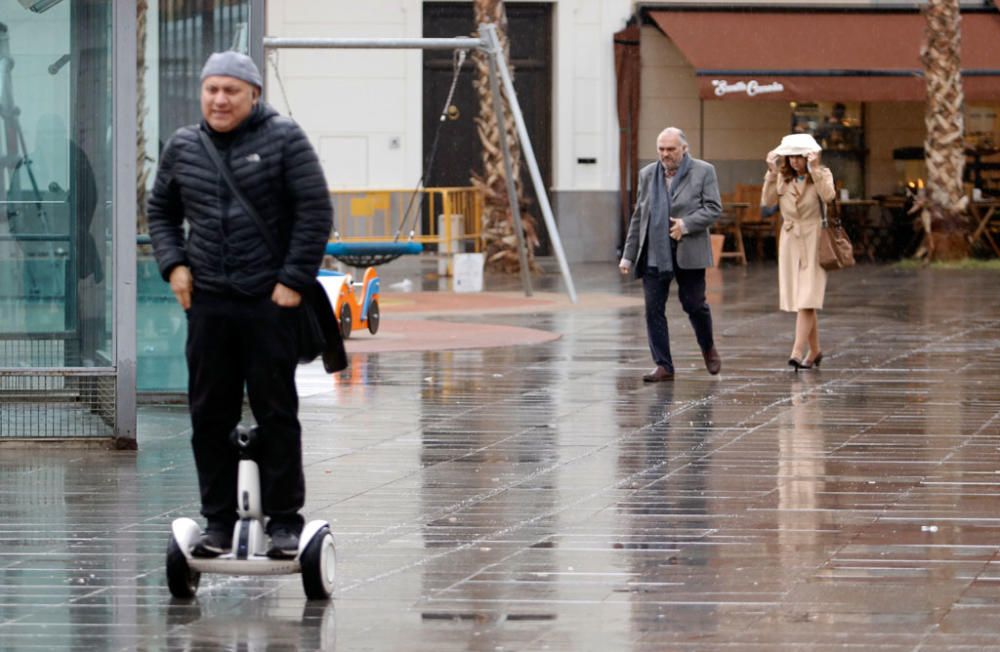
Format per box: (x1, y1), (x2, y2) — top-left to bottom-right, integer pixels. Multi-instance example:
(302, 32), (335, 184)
(440, 49), (467, 122)
(395, 47), (468, 242)
(267, 48), (294, 118)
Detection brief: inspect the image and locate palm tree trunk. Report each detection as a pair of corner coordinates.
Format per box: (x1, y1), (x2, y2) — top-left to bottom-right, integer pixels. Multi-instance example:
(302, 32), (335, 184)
(137, 0), (150, 238)
(472, 0), (540, 273)
(919, 0), (969, 261)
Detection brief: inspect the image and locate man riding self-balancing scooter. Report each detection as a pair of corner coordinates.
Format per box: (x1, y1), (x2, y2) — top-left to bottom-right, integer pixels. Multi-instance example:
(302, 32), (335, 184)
(148, 51), (344, 603)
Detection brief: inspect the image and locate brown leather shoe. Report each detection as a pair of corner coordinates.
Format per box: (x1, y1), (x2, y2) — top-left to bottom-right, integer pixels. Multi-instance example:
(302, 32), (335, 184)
(702, 346), (721, 375)
(642, 366), (674, 382)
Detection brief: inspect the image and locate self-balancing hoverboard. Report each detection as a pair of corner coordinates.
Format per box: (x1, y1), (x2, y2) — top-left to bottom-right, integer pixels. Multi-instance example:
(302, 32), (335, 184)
(166, 425), (336, 600)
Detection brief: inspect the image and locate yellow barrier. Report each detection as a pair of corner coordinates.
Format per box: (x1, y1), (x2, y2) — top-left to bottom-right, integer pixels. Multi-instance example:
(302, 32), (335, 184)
(329, 187), (483, 254)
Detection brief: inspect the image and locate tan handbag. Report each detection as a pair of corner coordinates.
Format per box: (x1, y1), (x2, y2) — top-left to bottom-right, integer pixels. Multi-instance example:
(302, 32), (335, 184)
(817, 198), (855, 271)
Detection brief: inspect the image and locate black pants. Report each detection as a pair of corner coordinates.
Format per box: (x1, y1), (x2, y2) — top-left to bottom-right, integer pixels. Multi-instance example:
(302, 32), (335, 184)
(186, 292), (305, 531)
(641, 266), (714, 373)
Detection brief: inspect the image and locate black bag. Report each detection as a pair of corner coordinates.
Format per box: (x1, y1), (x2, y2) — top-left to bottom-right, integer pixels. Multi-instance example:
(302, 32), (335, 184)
(198, 131), (347, 373)
(296, 283), (326, 364)
(299, 279), (348, 372)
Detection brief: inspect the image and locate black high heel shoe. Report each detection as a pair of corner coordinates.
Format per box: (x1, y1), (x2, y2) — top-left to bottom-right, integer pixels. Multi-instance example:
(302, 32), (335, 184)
(788, 356), (812, 372)
(805, 352), (824, 368)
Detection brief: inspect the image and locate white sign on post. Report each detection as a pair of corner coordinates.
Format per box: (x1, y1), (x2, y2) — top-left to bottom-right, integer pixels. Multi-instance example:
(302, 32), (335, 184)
(452, 253), (484, 293)
(437, 214), (465, 276)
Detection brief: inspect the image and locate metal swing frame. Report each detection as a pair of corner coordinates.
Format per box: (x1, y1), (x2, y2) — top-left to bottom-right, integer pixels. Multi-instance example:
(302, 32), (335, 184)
(263, 24), (578, 304)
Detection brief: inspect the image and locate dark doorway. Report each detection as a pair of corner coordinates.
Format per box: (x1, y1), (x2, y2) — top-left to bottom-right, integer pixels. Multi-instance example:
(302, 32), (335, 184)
(422, 2), (553, 254)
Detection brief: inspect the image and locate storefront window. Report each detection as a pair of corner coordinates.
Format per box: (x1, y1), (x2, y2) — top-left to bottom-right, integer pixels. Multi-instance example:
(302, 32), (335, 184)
(790, 101), (865, 198)
(965, 103), (1000, 195)
(0, 0), (112, 368)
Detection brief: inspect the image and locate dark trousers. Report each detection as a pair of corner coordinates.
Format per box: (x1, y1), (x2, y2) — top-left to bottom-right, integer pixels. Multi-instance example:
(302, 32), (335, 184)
(186, 292), (305, 531)
(641, 266), (714, 372)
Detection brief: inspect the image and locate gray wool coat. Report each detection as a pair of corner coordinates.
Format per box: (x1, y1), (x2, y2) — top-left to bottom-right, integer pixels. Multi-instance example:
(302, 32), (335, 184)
(621, 156), (722, 277)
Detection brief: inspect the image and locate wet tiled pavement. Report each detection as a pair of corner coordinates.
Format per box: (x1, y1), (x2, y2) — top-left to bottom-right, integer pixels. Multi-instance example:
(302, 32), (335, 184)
(3, 261), (1000, 650)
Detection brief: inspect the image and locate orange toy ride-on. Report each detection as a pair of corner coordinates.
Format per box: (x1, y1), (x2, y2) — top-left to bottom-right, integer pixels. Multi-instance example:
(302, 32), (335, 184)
(316, 267), (380, 339)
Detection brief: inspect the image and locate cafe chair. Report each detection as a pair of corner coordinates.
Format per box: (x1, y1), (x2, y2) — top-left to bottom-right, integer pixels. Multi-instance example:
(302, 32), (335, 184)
(734, 183), (777, 262)
(716, 191), (748, 267)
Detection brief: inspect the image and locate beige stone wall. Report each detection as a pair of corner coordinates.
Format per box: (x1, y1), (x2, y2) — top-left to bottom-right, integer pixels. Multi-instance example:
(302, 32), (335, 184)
(638, 25), (699, 159)
(702, 102), (789, 162)
(639, 26), (787, 162)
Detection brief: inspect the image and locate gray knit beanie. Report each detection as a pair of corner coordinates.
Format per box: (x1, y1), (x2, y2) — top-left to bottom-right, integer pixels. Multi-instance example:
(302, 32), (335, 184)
(200, 51), (262, 89)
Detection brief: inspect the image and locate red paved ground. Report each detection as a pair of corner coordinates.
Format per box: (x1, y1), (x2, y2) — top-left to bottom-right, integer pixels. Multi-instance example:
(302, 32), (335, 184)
(343, 290), (641, 354)
(343, 318), (559, 353)
(377, 290), (641, 316)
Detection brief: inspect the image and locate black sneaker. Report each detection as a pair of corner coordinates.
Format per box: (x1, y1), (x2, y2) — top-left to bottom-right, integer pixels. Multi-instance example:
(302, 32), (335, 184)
(267, 525), (301, 559)
(192, 523), (233, 558)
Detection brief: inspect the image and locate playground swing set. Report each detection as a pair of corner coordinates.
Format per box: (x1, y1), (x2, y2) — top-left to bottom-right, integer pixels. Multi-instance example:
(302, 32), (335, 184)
(265, 25), (579, 342)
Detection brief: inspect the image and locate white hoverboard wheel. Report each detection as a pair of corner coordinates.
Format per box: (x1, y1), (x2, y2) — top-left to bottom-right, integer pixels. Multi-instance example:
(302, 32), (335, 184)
(300, 526), (336, 600)
(166, 535), (201, 598)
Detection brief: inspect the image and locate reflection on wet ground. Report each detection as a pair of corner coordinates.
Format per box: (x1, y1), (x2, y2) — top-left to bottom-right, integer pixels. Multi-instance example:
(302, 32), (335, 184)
(2, 262), (1000, 650)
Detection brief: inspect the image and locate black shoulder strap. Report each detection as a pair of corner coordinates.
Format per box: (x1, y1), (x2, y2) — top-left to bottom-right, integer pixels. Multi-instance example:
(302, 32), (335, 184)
(198, 130), (282, 263)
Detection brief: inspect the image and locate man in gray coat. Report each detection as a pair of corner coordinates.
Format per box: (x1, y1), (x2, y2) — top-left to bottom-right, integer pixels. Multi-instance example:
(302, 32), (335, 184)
(619, 127), (722, 381)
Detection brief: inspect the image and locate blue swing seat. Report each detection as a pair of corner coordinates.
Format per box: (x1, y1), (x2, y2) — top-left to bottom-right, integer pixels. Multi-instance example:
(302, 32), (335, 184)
(325, 241), (423, 267)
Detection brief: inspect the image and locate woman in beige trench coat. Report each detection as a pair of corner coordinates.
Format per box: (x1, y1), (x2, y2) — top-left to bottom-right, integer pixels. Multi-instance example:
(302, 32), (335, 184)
(762, 134), (836, 370)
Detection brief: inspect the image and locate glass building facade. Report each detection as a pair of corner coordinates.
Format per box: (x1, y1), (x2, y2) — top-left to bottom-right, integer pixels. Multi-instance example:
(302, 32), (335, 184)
(0, 0), (133, 440)
(0, 0), (262, 440)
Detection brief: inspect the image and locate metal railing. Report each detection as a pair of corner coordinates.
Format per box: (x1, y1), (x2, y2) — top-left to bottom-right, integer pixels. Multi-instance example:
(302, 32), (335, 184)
(0, 367), (115, 439)
(329, 187), (483, 255)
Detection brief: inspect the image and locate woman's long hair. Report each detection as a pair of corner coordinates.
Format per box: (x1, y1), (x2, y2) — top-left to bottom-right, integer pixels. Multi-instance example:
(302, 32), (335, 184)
(779, 156), (811, 182)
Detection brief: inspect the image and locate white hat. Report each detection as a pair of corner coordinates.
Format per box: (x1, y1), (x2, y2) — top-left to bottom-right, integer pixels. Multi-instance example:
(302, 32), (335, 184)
(773, 133), (822, 156)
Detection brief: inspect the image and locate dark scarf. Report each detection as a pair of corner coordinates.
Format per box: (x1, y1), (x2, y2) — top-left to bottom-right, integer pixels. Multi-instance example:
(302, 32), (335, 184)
(648, 154), (692, 270)
(668, 153), (692, 193)
(647, 160), (674, 271)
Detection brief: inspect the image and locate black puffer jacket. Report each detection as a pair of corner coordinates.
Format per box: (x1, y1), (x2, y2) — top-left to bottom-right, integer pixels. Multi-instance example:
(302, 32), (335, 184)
(148, 102), (332, 297)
